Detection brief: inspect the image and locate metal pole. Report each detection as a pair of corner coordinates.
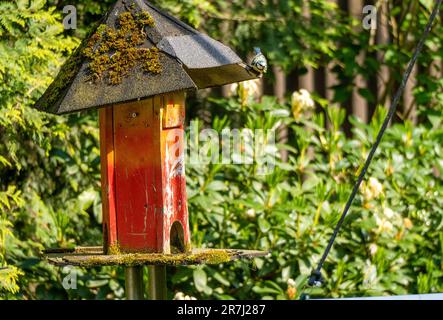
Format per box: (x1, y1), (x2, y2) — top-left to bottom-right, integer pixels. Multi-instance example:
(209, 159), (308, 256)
(125, 266), (145, 300)
(148, 266), (167, 300)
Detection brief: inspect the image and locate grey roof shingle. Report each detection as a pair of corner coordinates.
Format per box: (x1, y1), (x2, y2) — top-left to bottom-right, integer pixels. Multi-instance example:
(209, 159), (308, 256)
(35, 0), (257, 115)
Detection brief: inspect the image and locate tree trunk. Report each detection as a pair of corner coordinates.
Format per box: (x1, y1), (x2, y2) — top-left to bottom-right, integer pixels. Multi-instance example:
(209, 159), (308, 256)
(273, 65), (288, 162)
(220, 20), (233, 99)
(298, 1), (315, 93)
(348, 0), (368, 123)
(429, 58), (442, 107)
(403, 64), (418, 124)
(376, 0), (391, 107)
(324, 0), (339, 129)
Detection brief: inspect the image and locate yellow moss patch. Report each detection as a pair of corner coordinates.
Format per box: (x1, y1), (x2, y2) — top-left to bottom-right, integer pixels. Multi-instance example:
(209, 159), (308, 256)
(83, 9), (161, 85)
(63, 249), (233, 267)
(38, 47), (84, 111)
(107, 242), (122, 255)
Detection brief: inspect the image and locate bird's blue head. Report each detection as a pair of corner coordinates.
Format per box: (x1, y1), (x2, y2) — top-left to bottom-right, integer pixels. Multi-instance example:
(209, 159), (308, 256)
(254, 47), (262, 55)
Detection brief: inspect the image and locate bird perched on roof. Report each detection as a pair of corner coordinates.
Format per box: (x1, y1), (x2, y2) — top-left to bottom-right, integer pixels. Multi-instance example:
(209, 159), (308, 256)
(248, 47), (268, 77)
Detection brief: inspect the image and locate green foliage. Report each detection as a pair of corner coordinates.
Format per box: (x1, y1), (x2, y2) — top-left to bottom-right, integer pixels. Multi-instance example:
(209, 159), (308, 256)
(169, 91), (442, 299)
(332, 1), (443, 116)
(0, 0), (109, 298)
(146, 0), (349, 70)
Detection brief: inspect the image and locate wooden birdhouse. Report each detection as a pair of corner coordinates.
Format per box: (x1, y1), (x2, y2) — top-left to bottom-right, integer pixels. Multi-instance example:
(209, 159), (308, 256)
(36, 0), (260, 257)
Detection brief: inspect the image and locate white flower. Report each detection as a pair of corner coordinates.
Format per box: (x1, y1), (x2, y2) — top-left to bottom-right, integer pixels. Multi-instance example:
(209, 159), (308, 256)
(287, 278), (296, 288)
(369, 243), (378, 255)
(383, 207), (395, 219)
(230, 79), (261, 105)
(230, 79), (260, 95)
(229, 83), (238, 96)
(292, 89), (315, 109)
(246, 208), (256, 219)
(363, 262), (377, 286)
(368, 177), (383, 198)
(174, 292), (185, 300)
(243, 79), (260, 97)
(291, 89), (315, 120)
(362, 177), (383, 201)
(174, 292), (197, 300)
(375, 216), (394, 233)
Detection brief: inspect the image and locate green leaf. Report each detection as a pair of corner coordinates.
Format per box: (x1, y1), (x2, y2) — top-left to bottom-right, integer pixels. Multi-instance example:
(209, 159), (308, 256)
(258, 216), (271, 233)
(193, 268), (208, 293)
(78, 189), (97, 211)
(302, 176), (320, 191)
(206, 180), (227, 191)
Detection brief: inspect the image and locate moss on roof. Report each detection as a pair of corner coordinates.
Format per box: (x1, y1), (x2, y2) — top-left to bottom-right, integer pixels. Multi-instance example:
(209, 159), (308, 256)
(34, 0), (257, 115)
(36, 37), (89, 113)
(83, 9), (161, 85)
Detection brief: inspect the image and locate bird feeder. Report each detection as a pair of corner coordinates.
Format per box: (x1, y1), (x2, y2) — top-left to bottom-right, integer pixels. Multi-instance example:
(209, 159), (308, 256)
(37, 0), (267, 299)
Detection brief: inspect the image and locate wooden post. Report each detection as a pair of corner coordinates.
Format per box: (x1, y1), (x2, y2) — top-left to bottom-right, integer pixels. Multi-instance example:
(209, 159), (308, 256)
(125, 267), (145, 300)
(148, 266), (167, 300)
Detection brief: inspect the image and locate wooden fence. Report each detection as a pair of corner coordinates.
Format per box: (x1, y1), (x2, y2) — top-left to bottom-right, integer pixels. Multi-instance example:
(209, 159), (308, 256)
(215, 0), (442, 131)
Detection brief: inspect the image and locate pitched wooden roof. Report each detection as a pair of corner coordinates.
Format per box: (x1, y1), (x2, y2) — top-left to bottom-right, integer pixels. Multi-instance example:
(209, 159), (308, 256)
(35, 0), (257, 114)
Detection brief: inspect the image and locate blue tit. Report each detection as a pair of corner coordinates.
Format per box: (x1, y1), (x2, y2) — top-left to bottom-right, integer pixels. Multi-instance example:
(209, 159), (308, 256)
(249, 47), (268, 75)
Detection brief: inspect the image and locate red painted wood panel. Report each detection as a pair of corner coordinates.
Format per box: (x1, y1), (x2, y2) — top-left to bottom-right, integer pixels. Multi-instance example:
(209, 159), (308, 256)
(99, 107), (117, 252)
(100, 92), (191, 254)
(160, 92), (191, 253)
(113, 99), (163, 252)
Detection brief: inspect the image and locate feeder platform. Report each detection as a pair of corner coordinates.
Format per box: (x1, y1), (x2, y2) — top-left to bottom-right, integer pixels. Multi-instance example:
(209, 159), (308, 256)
(42, 247), (268, 267)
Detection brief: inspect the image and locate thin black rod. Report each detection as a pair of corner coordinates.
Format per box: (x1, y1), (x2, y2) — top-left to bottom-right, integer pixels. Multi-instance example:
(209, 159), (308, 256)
(309, 0), (443, 286)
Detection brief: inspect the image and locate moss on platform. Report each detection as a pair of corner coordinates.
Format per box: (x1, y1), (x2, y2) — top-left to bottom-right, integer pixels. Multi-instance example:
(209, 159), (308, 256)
(42, 248), (270, 267)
